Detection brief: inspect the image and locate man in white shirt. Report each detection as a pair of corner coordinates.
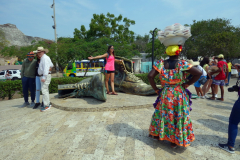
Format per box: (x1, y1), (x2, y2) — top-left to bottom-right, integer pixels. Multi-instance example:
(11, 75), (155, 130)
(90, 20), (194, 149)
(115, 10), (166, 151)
(34, 46), (54, 112)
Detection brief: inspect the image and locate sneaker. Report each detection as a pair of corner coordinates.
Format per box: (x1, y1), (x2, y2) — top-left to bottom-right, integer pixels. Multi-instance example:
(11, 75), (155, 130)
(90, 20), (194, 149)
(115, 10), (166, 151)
(20, 102), (30, 108)
(200, 96), (205, 99)
(218, 143), (235, 154)
(204, 95), (209, 98)
(40, 103), (52, 112)
(215, 94), (218, 98)
(30, 102), (35, 108)
(33, 103), (41, 109)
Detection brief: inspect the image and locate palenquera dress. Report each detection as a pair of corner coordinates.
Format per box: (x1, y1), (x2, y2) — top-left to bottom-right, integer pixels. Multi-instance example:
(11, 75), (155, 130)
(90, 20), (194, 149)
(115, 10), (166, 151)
(149, 59), (194, 147)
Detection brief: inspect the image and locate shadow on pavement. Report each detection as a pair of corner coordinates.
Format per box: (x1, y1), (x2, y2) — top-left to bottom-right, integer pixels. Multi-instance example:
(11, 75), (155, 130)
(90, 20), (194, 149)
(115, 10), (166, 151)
(206, 103), (233, 110)
(197, 118), (229, 133)
(208, 114), (229, 123)
(106, 123), (189, 156)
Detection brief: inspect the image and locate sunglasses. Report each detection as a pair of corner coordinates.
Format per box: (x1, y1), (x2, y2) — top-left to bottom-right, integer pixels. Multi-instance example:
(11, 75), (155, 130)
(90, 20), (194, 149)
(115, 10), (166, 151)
(28, 56), (34, 58)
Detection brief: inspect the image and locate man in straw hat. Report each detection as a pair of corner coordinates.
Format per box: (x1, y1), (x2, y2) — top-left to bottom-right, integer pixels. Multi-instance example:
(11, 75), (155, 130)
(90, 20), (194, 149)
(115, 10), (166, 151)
(209, 54), (228, 101)
(34, 46), (54, 112)
(20, 51), (37, 108)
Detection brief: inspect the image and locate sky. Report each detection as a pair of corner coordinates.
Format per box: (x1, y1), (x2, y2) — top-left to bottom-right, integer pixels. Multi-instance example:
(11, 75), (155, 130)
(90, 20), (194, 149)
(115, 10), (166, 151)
(0, 0), (240, 41)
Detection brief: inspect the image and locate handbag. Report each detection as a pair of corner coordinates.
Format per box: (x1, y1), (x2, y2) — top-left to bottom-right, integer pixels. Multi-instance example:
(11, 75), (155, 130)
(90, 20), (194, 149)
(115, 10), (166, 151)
(199, 76), (207, 85)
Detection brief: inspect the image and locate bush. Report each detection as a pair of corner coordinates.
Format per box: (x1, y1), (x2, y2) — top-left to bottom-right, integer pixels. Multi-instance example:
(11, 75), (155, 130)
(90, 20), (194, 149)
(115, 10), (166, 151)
(135, 73), (161, 85)
(0, 77), (88, 100)
(0, 80), (22, 100)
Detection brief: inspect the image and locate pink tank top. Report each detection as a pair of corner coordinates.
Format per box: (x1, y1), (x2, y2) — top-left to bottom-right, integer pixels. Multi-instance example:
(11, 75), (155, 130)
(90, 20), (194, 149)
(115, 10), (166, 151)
(105, 55), (115, 71)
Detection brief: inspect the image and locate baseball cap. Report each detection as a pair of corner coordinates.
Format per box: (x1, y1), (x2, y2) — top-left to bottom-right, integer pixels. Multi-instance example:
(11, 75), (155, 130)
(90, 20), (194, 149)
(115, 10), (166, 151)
(27, 51), (35, 57)
(218, 54), (224, 58)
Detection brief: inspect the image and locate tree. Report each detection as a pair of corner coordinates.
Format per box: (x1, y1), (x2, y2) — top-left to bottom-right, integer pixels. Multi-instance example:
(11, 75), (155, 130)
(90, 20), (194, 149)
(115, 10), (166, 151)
(145, 29), (167, 60)
(183, 18), (240, 59)
(73, 13), (135, 44)
(132, 34), (150, 53)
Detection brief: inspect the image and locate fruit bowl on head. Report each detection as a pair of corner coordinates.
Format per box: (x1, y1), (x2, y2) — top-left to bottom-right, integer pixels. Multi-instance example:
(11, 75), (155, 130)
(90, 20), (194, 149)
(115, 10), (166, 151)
(158, 36), (187, 47)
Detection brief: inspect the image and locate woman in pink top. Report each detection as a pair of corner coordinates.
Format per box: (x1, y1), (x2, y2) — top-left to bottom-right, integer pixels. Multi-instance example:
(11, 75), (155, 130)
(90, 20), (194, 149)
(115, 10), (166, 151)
(88, 45), (122, 95)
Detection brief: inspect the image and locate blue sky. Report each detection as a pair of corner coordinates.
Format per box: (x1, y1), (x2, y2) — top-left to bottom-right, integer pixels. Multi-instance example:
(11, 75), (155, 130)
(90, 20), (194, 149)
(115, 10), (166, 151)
(0, 0), (240, 41)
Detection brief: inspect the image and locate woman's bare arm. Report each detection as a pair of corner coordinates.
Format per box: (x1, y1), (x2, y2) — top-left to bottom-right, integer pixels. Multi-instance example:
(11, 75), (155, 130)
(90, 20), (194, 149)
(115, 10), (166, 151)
(88, 53), (108, 60)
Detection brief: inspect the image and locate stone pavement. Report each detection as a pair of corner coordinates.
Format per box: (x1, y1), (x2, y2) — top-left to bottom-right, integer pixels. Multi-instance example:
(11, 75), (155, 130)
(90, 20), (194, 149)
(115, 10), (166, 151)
(0, 79), (240, 160)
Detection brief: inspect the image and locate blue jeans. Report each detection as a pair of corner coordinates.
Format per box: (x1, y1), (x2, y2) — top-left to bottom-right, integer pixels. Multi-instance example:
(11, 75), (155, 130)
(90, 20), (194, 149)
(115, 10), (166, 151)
(22, 76), (36, 103)
(225, 72), (231, 85)
(35, 76), (41, 103)
(227, 97), (240, 147)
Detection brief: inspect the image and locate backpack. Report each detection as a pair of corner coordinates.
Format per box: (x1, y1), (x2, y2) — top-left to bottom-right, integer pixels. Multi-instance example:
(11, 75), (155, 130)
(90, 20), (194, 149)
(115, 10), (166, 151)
(104, 52), (110, 66)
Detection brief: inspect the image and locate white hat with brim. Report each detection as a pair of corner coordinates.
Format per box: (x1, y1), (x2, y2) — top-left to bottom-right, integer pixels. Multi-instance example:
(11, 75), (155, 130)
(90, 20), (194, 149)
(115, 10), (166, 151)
(33, 46), (49, 54)
(187, 59), (199, 66)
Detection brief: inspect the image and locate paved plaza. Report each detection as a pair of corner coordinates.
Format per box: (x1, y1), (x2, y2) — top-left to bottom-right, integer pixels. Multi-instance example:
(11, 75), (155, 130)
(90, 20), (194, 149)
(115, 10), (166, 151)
(0, 79), (240, 160)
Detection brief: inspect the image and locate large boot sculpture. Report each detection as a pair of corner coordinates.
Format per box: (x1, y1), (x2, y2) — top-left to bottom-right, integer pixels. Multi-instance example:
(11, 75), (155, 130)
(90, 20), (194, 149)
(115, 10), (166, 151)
(112, 56), (161, 95)
(58, 73), (106, 101)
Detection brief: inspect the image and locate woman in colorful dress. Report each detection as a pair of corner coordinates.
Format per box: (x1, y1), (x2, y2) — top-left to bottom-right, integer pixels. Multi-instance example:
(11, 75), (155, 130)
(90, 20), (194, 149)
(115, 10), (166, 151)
(148, 45), (202, 148)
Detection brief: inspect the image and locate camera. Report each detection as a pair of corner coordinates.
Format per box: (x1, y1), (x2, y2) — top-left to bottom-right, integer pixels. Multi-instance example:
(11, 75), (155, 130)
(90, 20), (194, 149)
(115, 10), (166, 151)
(228, 80), (240, 92)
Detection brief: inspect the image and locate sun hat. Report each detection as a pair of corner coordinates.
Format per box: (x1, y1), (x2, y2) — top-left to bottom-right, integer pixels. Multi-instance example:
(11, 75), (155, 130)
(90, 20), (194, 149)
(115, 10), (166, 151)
(27, 51), (35, 57)
(218, 54), (224, 59)
(33, 46), (49, 53)
(187, 59), (199, 66)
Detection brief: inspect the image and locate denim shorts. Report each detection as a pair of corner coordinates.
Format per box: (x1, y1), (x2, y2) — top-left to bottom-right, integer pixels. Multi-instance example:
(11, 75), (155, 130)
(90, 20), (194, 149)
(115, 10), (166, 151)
(194, 76), (207, 87)
(212, 79), (225, 86)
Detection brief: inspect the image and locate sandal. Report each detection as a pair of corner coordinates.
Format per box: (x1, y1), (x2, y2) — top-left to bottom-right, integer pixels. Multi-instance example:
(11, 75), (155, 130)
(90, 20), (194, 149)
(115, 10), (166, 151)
(106, 91), (111, 94)
(111, 92), (118, 95)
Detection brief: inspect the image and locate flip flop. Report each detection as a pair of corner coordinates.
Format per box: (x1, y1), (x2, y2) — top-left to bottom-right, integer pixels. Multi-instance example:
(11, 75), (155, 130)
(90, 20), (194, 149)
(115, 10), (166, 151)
(111, 92), (118, 95)
(106, 91), (111, 94)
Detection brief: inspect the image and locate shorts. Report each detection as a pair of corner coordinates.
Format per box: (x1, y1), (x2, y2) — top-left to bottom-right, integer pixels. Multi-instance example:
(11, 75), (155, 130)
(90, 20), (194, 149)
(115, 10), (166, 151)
(105, 70), (115, 74)
(194, 76), (207, 87)
(212, 79), (225, 86)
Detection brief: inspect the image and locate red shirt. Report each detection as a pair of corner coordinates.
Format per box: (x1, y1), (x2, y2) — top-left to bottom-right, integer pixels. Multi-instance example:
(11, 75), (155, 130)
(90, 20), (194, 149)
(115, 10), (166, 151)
(215, 61), (228, 80)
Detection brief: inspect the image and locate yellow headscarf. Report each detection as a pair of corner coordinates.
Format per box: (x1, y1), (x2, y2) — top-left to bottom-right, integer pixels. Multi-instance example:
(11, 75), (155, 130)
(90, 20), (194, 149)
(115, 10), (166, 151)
(165, 45), (182, 56)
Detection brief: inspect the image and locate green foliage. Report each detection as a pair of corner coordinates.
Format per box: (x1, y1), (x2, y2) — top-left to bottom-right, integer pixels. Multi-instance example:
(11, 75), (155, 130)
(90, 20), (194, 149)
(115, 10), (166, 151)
(145, 29), (167, 60)
(0, 77), (88, 100)
(73, 12), (135, 44)
(0, 80), (22, 100)
(183, 18), (240, 58)
(132, 34), (150, 53)
(135, 73), (161, 85)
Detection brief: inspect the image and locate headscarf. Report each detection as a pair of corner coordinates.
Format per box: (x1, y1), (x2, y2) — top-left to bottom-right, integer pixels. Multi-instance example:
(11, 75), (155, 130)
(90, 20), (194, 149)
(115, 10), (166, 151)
(165, 45), (182, 56)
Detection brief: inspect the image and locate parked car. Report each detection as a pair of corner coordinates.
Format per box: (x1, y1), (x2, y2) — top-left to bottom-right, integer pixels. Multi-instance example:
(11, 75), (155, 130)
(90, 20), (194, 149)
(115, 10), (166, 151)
(0, 69), (21, 81)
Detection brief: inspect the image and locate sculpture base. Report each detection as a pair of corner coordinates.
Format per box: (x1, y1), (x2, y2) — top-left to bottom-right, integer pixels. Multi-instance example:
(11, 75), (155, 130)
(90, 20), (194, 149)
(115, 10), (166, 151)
(51, 92), (157, 112)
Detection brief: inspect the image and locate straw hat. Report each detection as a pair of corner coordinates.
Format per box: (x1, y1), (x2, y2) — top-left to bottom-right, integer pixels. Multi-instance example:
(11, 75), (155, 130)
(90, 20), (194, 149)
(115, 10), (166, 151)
(33, 46), (49, 53)
(187, 59), (199, 66)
